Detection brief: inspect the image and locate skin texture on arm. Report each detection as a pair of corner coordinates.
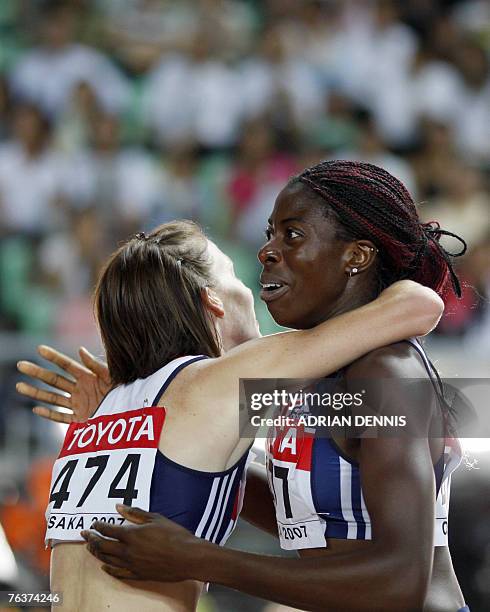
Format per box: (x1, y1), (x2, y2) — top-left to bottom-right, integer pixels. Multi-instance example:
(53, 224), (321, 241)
(161, 280), (443, 468)
(82, 346), (438, 612)
(190, 281), (443, 412)
(16, 281), (442, 425)
(83, 437), (435, 612)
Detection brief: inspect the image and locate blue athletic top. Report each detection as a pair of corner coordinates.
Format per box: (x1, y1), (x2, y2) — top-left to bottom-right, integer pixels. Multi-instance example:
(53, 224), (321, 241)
(46, 355), (250, 545)
(266, 340), (462, 550)
(148, 356), (250, 543)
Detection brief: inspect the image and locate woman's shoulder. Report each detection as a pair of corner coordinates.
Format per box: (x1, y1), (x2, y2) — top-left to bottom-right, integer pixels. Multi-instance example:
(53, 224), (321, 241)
(344, 340), (430, 380)
(343, 342), (437, 432)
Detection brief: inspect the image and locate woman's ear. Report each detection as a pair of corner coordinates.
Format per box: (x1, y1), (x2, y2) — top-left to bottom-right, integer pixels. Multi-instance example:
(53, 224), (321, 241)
(201, 287), (225, 318)
(343, 240), (378, 275)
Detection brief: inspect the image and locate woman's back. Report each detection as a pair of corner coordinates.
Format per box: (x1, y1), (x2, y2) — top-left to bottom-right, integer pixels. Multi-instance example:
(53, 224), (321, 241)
(48, 355), (251, 611)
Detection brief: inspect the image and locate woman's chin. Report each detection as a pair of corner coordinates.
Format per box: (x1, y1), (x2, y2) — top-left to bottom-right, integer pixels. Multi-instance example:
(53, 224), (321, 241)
(268, 307), (316, 331)
(267, 309), (299, 330)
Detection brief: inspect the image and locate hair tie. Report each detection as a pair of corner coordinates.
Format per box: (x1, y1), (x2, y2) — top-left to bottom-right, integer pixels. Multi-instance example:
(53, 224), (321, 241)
(421, 221), (467, 257)
(134, 231), (148, 241)
(420, 221), (467, 297)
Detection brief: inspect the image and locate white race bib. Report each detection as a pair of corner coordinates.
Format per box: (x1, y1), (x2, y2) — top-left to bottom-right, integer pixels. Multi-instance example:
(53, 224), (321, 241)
(277, 517), (327, 550)
(434, 475), (450, 546)
(267, 427), (327, 550)
(46, 407), (164, 542)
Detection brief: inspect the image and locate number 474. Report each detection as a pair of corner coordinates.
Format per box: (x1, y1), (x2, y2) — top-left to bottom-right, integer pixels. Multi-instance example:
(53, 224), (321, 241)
(49, 454), (140, 509)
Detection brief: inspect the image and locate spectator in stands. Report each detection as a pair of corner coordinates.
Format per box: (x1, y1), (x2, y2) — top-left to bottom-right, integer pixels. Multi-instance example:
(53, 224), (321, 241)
(97, 0), (255, 73)
(408, 43), (462, 139)
(302, 90), (359, 156)
(240, 24), (325, 129)
(338, 110), (416, 198)
(142, 29), (243, 149)
(0, 104), (67, 234)
(0, 75), (12, 141)
(72, 113), (159, 245)
(9, 3), (129, 118)
(150, 143), (205, 223)
(451, 40), (490, 164)
(411, 119), (459, 200)
(229, 119), (298, 246)
(326, 0), (418, 147)
(420, 162), (490, 251)
(54, 81), (101, 153)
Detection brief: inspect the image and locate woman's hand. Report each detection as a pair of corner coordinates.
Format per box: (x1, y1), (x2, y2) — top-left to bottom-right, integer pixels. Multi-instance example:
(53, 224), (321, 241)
(16, 345), (111, 424)
(81, 505), (204, 582)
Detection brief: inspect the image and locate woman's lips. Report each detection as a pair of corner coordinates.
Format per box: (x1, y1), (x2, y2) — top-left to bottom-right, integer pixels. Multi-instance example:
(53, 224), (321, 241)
(260, 285), (290, 303)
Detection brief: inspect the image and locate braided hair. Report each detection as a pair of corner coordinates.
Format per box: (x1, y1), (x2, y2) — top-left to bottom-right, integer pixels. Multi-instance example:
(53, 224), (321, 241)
(294, 160), (467, 300)
(295, 160), (469, 429)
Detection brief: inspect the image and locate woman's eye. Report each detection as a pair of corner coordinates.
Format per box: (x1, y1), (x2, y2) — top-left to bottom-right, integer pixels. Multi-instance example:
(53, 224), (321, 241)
(264, 227), (272, 240)
(286, 228), (302, 240)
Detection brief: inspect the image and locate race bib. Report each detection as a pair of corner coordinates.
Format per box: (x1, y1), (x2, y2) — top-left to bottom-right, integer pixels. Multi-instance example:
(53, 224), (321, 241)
(433, 439), (461, 547)
(277, 517), (327, 550)
(434, 475), (450, 546)
(46, 407), (165, 542)
(268, 425), (327, 550)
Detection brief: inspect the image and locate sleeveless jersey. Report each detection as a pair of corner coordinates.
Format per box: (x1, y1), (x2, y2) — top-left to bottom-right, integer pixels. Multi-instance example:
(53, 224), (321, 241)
(266, 340), (462, 551)
(46, 355), (250, 545)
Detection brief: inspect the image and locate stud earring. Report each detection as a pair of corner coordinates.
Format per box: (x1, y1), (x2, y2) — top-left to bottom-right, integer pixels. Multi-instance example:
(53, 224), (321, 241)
(348, 268), (358, 277)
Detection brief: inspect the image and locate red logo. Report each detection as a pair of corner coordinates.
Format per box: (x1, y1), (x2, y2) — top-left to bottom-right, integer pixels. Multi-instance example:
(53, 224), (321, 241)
(59, 407), (165, 457)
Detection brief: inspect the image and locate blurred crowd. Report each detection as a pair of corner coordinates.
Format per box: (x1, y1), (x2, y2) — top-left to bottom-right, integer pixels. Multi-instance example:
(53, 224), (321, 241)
(0, 0), (488, 340)
(0, 1), (489, 610)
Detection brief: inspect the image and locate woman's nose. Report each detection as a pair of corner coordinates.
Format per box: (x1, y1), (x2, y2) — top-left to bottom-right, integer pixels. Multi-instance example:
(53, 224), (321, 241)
(258, 245), (281, 265)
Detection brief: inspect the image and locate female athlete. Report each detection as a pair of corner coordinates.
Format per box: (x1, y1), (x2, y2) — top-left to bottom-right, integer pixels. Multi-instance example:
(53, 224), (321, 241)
(17, 214), (441, 612)
(57, 161), (468, 612)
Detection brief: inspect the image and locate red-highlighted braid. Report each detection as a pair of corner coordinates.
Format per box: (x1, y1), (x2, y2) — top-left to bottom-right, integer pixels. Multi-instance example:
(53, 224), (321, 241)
(294, 160), (466, 299)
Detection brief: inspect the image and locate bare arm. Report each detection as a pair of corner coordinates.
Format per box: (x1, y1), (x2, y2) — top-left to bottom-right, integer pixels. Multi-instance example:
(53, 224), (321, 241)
(17, 281), (441, 426)
(84, 438), (435, 611)
(191, 281), (443, 410)
(192, 430), (434, 612)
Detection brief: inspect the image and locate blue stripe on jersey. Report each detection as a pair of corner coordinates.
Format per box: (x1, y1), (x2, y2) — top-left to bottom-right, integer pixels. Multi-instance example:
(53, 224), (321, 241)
(195, 477), (221, 537)
(210, 469), (239, 543)
(339, 457), (357, 538)
(203, 471), (237, 542)
(200, 475), (227, 538)
(311, 438), (348, 539)
(434, 452), (445, 495)
(350, 462), (366, 540)
(310, 438), (373, 540)
(214, 476), (243, 545)
(149, 449), (249, 542)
